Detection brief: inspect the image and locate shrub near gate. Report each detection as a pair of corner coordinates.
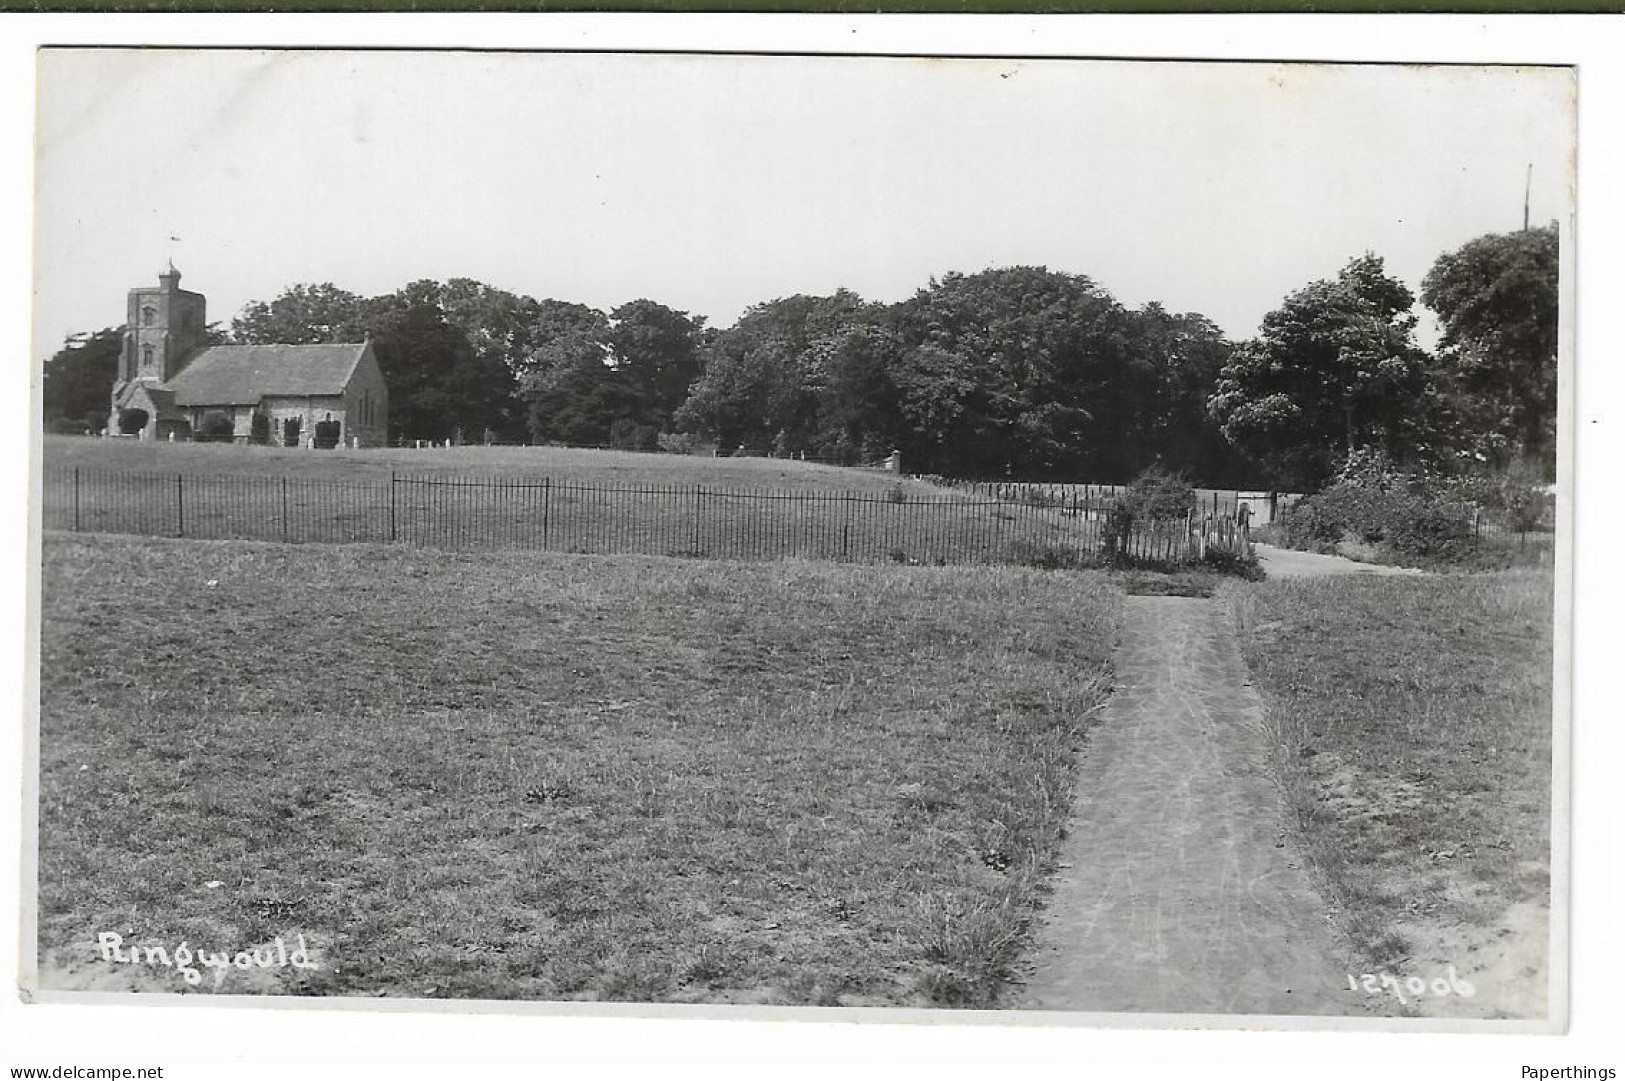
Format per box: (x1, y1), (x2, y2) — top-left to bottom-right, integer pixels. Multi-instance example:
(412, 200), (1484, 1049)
(1281, 451), (1476, 563)
(1103, 467), (1197, 563)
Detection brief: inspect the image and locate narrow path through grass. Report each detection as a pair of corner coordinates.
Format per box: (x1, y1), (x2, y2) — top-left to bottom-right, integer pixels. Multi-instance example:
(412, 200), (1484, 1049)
(1018, 596), (1378, 1016)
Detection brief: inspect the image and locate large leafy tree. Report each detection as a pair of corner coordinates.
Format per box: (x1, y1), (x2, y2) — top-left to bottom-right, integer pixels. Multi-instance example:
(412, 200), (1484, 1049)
(1420, 224), (1559, 476)
(42, 328), (124, 433)
(231, 283), (369, 344)
(520, 330), (648, 447)
(1123, 303), (1251, 486)
(676, 290), (883, 457)
(1208, 253), (1441, 491)
(513, 300), (613, 378)
(608, 299), (707, 430)
(809, 322), (906, 464)
(888, 267), (1129, 478)
(363, 283), (518, 443)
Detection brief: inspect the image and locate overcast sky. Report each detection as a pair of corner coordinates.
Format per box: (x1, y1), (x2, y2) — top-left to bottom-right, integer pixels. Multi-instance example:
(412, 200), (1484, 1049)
(32, 49), (1572, 360)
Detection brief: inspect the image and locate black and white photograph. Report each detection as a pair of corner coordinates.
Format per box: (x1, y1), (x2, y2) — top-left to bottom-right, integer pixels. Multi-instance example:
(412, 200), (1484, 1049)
(21, 38), (1578, 1040)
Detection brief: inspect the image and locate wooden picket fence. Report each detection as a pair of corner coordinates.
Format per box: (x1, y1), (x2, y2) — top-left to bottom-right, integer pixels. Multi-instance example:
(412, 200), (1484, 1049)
(1103, 511), (1254, 563)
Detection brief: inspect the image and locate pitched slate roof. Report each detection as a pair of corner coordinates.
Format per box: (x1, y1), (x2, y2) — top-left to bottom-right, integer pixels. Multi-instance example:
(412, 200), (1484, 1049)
(164, 344), (369, 407)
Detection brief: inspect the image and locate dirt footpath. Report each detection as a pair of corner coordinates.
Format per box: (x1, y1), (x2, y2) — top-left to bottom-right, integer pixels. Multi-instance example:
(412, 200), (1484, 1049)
(1253, 543), (1425, 579)
(1017, 597), (1379, 1016)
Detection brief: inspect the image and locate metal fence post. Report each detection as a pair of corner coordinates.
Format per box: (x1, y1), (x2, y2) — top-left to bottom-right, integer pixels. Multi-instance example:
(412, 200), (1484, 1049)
(388, 471), (397, 543)
(542, 477), (551, 549)
(72, 467), (81, 532)
(176, 473), (185, 537)
(693, 485), (703, 553)
(281, 476), (290, 542)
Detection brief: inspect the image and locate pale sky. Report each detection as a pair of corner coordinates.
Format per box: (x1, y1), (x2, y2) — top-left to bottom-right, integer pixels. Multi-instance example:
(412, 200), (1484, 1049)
(32, 49), (1573, 360)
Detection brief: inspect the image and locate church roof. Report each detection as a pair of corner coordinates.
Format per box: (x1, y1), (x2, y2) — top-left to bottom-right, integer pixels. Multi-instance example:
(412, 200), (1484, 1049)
(141, 387), (186, 421)
(115, 381), (187, 421)
(164, 343), (371, 406)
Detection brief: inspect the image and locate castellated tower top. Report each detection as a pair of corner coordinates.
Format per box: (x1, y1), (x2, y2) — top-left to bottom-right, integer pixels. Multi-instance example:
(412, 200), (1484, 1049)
(119, 261), (207, 385)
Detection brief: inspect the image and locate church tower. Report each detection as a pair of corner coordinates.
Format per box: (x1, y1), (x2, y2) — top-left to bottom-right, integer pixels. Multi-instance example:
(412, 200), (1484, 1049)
(118, 261), (207, 385)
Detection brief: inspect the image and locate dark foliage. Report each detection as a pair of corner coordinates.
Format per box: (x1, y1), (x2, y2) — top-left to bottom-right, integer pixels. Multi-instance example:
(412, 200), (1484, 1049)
(62, 236), (1546, 491)
(1421, 224), (1559, 478)
(1280, 451), (1478, 562)
(1208, 254), (1448, 492)
(42, 328), (123, 433)
(197, 412), (236, 442)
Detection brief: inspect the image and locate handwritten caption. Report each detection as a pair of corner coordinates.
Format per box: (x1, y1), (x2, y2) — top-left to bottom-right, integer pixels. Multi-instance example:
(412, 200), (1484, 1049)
(1347, 966), (1476, 1005)
(97, 931), (320, 988)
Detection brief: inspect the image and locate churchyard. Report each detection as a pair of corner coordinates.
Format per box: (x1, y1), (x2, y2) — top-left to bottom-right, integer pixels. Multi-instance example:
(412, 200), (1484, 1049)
(42, 433), (921, 491)
(41, 436), (1255, 567)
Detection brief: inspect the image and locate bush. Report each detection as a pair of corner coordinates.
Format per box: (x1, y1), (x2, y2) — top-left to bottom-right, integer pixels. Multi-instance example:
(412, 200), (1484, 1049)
(657, 431), (698, 455)
(198, 412), (236, 442)
(1103, 467), (1195, 560)
(46, 415), (91, 436)
(1282, 450), (1479, 563)
(1116, 466), (1196, 522)
(1383, 496), (1475, 559)
(1279, 493), (1347, 552)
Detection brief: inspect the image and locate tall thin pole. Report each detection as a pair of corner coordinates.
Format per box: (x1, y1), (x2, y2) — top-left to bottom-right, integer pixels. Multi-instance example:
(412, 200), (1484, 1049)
(1524, 163), (1533, 231)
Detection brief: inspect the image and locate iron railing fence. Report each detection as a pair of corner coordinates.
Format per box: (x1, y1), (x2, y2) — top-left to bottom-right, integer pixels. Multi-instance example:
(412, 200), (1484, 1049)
(42, 464), (1255, 567)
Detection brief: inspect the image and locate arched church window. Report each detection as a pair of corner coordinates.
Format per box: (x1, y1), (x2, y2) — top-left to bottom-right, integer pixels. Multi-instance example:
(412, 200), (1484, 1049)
(141, 307), (156, 327)
(141, 344), (154, 368)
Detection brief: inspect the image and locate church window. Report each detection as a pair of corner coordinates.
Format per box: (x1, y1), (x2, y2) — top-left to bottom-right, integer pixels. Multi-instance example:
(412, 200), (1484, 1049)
(141, 306), (155, 327)
(141, 344), (154, 369)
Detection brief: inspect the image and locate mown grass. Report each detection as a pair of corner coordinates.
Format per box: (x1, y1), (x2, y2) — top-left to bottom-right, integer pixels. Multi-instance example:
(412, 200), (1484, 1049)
(42, 434), (932, 494)
(38, 533), (1121, 1006)
(1227, 571), (1553, 981)
(43, 436), (1122, 566)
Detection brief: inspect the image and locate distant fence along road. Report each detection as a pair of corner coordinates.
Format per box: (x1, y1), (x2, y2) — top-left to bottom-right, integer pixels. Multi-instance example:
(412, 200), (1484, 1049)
(42, 465), (1254, 567)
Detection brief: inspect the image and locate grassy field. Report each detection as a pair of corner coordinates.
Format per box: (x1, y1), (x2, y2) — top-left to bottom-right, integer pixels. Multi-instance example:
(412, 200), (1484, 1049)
(41, 435), (936, 493)
(38, 532), (1122, 1006)
(40, 436), (1122, 567)
(1228, 570), (1553, 1015)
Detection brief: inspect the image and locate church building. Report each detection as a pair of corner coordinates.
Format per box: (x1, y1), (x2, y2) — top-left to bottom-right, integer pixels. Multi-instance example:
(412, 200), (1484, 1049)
(109, 263), (389, 448)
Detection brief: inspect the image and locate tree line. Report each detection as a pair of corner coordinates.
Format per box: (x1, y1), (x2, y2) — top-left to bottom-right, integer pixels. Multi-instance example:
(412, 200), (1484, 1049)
(42, 224), (1557, 491)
